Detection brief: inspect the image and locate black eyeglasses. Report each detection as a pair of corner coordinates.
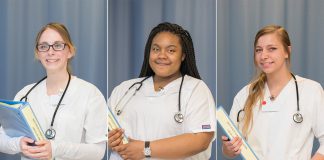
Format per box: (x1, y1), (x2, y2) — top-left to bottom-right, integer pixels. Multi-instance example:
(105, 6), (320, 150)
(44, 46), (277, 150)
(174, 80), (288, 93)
(37, 43), (66, 52)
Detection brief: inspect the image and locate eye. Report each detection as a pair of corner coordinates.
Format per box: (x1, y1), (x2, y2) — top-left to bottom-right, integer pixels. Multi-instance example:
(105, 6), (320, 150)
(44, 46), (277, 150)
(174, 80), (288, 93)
(37, 44), (49, 51)
(53, 43), (63, 48)
(151, 46), (160, 52)
(255, 48), (262, 53)
(39, 44), (48, 49)
(268, 47), (277, 52)
(168, 49), (175, 53)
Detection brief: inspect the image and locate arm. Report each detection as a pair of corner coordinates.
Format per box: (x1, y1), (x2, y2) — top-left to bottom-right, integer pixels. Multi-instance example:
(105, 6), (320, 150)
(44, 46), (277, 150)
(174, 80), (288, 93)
(150, 132), (213, 158)
(52, 141), (106, 160)
(312, 153), (324, 160)
(0, 127), (21, 154)
(115, 132), (213, 159)
(312, 83), (324, 159)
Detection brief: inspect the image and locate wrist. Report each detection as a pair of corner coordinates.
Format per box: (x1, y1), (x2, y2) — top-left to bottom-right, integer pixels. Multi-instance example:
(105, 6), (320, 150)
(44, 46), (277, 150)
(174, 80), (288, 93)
(143, 141), (151, 158)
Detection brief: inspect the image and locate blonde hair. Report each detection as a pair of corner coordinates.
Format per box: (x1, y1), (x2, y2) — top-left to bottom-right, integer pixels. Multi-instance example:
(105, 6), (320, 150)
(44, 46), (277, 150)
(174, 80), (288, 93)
(34, 22), (76, 73)
(241, 24), (291, 138)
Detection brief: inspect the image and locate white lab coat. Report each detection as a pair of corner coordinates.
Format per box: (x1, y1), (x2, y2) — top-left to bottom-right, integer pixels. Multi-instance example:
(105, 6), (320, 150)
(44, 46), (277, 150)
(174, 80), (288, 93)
(230, 75), (324, 160)
(0, 76), (107, 160)
(108, 75), (216, 160)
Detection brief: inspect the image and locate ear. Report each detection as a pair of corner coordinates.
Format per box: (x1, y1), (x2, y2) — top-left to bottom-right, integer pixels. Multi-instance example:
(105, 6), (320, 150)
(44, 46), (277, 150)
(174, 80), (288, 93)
(35, 52), (40, 60)
(67, 50), (74, 59)
(285, 46), (291, 58)
(181, 53), (186, 61)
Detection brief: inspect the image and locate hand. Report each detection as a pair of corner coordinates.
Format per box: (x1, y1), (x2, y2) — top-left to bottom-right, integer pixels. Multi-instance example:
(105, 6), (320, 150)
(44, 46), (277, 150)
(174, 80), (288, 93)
(20, 138), (52, 160)
(114, 138), (145, 160)
(222, 136), (242, 158)
(108, 128), (124, 149)
(20, 137), (35, 157)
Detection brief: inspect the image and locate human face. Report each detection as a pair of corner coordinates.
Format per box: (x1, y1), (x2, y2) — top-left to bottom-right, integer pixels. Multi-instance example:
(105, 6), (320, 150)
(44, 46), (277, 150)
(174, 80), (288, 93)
(149, 32), (185, 80)
(254, 33), (290, 75)
(36, 28), (72, 73)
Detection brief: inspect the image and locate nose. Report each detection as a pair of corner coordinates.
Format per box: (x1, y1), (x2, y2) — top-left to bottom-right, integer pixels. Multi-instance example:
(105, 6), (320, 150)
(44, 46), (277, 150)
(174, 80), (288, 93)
(260, 51), (268, 59)
(157, 49), (167, 58)
(47, 47), (55, 55)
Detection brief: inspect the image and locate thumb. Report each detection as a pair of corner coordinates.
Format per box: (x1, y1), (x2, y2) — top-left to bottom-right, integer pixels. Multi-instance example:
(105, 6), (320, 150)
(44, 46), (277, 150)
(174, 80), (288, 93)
(22, 137), (35, 143)
(128, 137), (134, 142)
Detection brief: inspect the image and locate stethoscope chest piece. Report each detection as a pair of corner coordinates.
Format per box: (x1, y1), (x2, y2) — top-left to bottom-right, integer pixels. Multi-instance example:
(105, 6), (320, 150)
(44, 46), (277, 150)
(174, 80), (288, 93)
(293, 112), (303, 123)
(174, 112), (184, 123)
(45, 127), (56, 139)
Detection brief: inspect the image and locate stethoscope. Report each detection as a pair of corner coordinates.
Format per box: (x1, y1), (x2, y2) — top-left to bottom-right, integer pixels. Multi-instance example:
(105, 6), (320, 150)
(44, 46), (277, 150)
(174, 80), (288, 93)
(20, 74), (71, 139)
(114, 74), (185, 123)
(237, 73), (303, 124)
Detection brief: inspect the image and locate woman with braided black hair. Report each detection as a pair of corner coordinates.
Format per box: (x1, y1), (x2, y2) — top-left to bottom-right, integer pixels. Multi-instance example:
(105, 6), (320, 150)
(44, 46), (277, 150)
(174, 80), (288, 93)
(108, 22), (216, 159)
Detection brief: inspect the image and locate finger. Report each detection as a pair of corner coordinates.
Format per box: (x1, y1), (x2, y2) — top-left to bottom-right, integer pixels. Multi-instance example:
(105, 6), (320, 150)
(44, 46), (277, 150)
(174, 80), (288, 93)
(221, 135), (230, 141)
(22, 137), (35, 144)
(27, 151), (48, 159)
(109, 138), (123, 149)
(109, 130), (123, 142)
(109, 128), (124, 137)
(232, 137), (242, 147)
(113, 144), (127, 153)
(234, 148), (241, 155)
(128, 137), (133, 142)
(28, 146), (46, 154)
(108, 128), (119, 137)
(121, 154), (127, 160)
(233, 139), (243, 151)
(35, 140), (48, 146)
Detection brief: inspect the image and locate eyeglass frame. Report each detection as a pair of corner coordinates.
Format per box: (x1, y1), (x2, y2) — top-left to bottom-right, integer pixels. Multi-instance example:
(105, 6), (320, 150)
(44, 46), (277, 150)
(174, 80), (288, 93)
(36, 42), (67, 52)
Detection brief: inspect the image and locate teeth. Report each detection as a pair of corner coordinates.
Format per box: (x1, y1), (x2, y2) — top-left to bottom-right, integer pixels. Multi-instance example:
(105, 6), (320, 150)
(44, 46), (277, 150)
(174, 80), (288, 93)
(47, 59), (58, 62)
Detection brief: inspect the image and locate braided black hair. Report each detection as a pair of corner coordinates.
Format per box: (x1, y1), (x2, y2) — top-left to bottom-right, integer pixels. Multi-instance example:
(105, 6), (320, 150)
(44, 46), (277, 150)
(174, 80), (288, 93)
(139, 22), (201, 79)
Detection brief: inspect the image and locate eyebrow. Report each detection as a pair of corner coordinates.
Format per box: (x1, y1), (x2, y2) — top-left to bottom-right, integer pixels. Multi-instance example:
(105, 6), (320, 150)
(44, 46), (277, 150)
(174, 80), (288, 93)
(39, 41), (64, 44)
(151, 43), (177, 48)
(256, 44), (278, 48)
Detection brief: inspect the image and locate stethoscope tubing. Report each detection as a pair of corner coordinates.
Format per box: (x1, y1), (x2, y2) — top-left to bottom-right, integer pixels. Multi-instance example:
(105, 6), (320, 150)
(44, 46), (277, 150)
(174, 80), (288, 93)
(114, 75), (185, 123)
(237, 73), (302, 124)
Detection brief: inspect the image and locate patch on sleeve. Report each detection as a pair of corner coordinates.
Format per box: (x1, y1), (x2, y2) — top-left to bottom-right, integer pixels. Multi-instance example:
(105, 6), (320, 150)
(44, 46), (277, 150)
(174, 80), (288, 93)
(202, 124), (211, 130)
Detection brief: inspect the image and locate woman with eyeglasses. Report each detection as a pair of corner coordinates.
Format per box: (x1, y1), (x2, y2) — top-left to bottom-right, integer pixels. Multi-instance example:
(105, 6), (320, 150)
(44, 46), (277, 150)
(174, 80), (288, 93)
(222, 24), (324, 159)
(0, 22), (107, 160)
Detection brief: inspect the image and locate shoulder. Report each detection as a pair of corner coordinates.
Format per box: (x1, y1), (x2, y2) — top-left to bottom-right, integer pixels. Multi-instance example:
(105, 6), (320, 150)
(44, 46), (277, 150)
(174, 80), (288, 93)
(234, 84), (251, 101)
(70, 76), (104, 96)
(296, 75), (323, 89)
(183, 75), (209, 91)
(110, 77), (147, 96)
(295, 75), (323, 96)
(14, 83), (39, 101)
(115, 77), (147, 91)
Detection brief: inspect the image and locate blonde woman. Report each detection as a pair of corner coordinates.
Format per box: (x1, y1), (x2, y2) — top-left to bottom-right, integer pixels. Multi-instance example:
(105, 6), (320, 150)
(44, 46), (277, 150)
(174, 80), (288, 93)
(222, 25), (324, 159)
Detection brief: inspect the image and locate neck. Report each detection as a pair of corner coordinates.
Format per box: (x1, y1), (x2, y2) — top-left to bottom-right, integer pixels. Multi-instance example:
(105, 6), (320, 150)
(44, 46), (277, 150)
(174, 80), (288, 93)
(46, 71), (70, 95)
(266, 69), (291, 98)
(153, 72), (182, 91)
